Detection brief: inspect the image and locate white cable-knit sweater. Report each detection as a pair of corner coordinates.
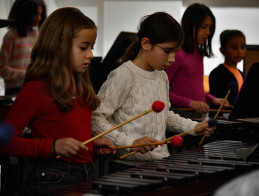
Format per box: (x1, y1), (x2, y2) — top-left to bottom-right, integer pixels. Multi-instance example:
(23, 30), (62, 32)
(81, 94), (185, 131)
(91, 60), (198, 161)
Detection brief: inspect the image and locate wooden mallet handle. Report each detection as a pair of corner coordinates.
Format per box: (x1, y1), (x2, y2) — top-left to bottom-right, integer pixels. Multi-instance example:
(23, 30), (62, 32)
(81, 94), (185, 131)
(56, 109), (152, 159)
(198, 90), (231, 146)
(120, 120), (216, 159)
(83, 109), (152, 146)
(177, 108), (231, 113)
(56, 101), (165, 159)
(199, 81), (237, 146)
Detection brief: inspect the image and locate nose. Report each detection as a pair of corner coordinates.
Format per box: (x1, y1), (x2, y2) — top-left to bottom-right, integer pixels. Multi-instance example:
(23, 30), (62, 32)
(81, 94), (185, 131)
(168, 52), (176, 64)
(38, 15), (42, 22)
(238, 47), (245, 54)
(33, 15), (42, 26)
(205, 27), (210, 36)
(86, 49), (94, 60)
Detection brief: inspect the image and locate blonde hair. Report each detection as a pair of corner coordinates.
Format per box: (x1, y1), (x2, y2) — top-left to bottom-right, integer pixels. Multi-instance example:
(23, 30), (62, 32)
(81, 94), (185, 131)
(25, 7), (100, 112)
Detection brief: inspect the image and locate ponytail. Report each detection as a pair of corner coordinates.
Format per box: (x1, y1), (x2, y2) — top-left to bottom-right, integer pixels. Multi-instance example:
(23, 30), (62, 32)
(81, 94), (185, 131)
(122, 41), (141, 62)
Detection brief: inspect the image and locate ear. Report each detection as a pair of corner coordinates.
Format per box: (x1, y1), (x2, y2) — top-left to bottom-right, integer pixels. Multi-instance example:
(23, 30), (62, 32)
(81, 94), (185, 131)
(140, 37), (151, 51)
(219, 47), (225, 55)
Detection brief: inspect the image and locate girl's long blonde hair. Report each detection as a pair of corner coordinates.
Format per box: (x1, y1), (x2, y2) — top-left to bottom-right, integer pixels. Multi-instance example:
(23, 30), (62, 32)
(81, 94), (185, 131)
(25, 7), (100, 112)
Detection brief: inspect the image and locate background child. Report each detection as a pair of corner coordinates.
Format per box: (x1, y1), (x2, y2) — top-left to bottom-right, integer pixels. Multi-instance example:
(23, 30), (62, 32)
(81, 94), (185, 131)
(166, 3), (229, 119)
(91, 12), (215, 172)
(209, 29), (246, 105)
(0, 7), (115, 195)
(0, 0), (46, 96)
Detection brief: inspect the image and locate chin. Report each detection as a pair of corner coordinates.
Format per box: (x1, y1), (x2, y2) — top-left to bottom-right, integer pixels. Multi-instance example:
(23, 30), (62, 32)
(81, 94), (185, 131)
(77, 70), (86, 73)
(156, 68), (164, 71)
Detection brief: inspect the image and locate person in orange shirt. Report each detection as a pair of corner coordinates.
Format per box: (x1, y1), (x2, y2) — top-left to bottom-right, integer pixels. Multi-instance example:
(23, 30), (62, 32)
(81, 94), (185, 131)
(209, 29), (246, 105)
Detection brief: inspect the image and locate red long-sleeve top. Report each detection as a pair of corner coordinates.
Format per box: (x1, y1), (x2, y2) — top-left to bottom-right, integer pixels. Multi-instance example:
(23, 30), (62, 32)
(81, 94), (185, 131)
(0, 80), (93, 163)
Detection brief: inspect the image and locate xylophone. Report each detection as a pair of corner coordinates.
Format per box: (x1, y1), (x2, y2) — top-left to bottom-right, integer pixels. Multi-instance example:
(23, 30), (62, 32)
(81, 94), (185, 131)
(47, 140), (259, 196)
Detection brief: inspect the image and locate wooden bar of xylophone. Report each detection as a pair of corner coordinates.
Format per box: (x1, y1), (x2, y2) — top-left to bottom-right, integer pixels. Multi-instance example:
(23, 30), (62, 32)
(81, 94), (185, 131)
(47, 140), (259, 196)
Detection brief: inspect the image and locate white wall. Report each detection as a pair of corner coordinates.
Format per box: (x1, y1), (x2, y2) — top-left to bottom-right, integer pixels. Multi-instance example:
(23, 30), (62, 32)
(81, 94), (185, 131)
(44, 0), (104, 57)
(1, 0), (259, 77)
(103, 0), (182, 58)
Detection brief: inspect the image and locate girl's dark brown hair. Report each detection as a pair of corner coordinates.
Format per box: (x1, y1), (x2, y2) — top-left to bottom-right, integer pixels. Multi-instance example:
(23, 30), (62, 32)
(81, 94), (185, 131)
(25, 7), (100, 112)
(181, 3), (215, 57)
(8, 0), (47, 37)
(123, 12), (184, 62)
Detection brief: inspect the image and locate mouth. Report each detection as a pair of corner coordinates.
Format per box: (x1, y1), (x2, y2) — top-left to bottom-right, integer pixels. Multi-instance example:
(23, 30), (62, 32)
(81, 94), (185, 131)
(83, 63), (89, 68)
(163, 65), (170, 69)
(236, 57), (244, 61)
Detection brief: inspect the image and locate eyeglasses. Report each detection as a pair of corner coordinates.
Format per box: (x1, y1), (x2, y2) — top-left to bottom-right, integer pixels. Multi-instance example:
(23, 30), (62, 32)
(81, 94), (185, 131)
(156, 45), (180, 54)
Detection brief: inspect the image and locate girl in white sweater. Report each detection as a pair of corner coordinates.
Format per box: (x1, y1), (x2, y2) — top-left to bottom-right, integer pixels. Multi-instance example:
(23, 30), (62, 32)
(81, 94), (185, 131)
(91, 12), (215, 169)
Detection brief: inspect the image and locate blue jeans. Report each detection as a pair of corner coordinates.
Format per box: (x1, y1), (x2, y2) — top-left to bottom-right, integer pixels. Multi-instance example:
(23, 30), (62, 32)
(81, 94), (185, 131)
(24, 158), (94, 195)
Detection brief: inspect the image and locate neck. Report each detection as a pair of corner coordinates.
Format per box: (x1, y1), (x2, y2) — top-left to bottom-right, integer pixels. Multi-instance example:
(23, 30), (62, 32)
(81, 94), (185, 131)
(132, 52), (154, 72)
(224, 61), (237, 68)
(27, 25), (33, 32)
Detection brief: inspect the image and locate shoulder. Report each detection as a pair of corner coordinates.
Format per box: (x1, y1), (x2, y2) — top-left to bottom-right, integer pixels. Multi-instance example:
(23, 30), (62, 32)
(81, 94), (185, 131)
(107, 61), (136, 82)
(2, 29), (19, 42)
(248, 63), (259, 73)
(117, 61), (135, 73)
(160, 70), (169, 80)
(210, 64), (226, 75)
(22, 80), (48, 96)
(14, 80), (49, 107)
(99, 61), (135, 92)
(27, 28), (38, 38)
(176, 49), (185, 56)
(176, 49), (201, 63)
(24, 80), (44, 88)
(168, 49), (185, 70)
(4, 28), (18, 37)
(175, 49), (186, 59)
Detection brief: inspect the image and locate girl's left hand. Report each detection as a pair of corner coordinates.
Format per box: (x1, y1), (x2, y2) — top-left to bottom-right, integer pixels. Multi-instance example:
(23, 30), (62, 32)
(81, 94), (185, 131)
(93, 137), (116, 155)
(195, 120), (216, 137)
(202, 126), (215, 137)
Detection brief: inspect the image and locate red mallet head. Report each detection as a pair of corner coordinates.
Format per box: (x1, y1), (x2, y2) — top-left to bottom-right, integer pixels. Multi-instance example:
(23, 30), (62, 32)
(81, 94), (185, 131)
(171, 135), (183, 148)
(152, 101), (165, 113)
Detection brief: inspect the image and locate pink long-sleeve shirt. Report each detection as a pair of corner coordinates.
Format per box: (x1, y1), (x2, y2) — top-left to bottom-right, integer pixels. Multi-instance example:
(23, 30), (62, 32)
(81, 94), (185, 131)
(166, 49), (215, 108)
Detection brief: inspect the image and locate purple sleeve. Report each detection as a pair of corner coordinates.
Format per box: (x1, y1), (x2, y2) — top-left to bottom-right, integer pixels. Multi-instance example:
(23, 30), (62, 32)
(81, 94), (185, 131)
(206, 93), (216, 104)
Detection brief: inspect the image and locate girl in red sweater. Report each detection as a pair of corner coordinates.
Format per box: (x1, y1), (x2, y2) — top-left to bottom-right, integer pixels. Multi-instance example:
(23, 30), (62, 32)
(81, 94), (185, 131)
(0, 7), (115, 195)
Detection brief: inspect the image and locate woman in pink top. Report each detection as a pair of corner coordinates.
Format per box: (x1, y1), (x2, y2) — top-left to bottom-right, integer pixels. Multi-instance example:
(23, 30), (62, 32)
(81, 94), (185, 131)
(166, 3), (229, 118)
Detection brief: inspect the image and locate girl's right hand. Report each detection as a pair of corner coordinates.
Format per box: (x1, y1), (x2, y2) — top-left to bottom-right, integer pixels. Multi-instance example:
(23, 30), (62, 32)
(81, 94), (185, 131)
(131, 136), (159, 154)
(54, 138), (88, 157)
(189, 100), (209, 113)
